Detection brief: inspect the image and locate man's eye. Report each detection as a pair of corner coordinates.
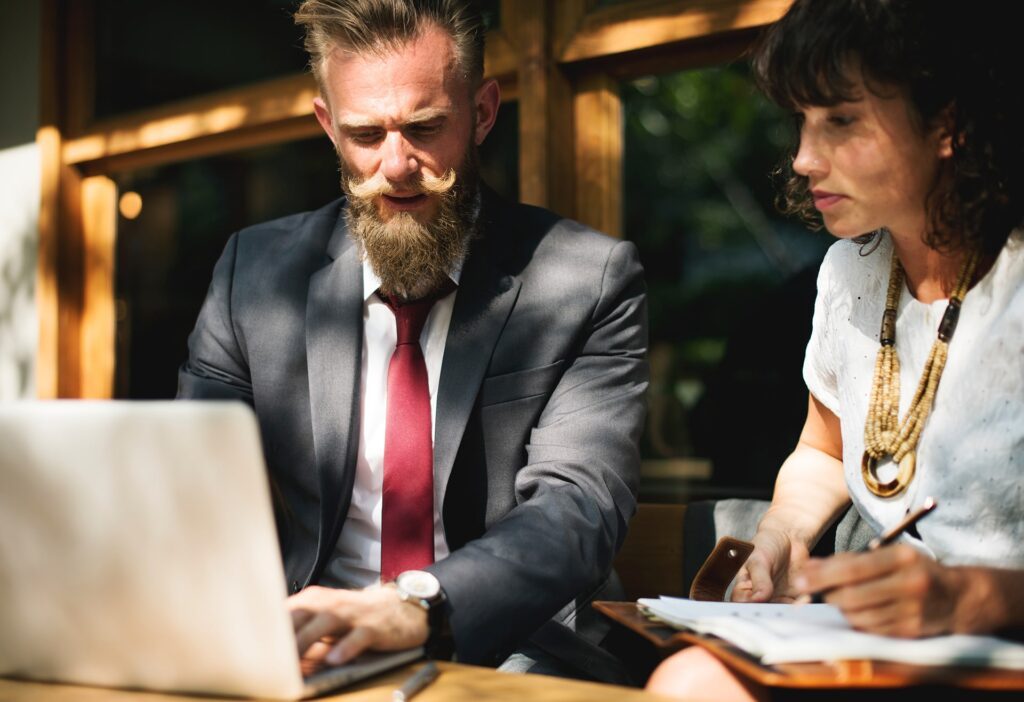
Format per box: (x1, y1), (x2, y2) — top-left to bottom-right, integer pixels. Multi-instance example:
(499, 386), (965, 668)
(407, 123), (442, 138)
(350, 131), (383, 144)
(827, 115), (856, 127)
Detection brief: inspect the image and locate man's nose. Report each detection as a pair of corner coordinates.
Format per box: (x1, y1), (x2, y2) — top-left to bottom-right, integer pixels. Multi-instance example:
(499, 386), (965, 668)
(379, 132), (419, 184)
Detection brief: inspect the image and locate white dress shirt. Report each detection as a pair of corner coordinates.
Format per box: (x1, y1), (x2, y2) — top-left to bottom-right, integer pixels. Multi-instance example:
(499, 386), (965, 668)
(332, 261), (460, 588)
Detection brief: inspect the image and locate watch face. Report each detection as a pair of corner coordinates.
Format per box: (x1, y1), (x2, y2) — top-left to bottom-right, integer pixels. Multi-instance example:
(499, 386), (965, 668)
(396, 570), (441, 601)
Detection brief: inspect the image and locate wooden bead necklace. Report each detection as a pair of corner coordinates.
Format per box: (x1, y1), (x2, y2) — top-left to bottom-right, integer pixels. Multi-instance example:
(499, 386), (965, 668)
(861, 249), (980, 498)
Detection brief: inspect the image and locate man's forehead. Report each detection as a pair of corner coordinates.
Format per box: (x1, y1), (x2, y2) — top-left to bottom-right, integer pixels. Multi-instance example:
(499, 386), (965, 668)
(319, 25), (468, 118)
(321, 24), (463, 87)
(337, 106), (451, 129)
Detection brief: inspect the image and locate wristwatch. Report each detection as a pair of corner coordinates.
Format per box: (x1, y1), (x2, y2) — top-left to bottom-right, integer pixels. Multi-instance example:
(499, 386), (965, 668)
(394, 570), (454, 660)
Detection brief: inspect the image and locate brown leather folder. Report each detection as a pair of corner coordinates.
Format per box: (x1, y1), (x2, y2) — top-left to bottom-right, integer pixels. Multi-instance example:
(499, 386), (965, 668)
(593, 600), (1024, 690)
(595, 536), (1024, 690)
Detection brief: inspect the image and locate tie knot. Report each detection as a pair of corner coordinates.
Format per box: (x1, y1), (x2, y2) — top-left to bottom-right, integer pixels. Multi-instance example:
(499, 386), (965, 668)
(380, 279), (456, 346)
(388, 298), (433, 345)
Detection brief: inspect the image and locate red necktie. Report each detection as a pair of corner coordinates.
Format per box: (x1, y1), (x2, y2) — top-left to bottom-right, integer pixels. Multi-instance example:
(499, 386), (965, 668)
(379, 282), (453, 581)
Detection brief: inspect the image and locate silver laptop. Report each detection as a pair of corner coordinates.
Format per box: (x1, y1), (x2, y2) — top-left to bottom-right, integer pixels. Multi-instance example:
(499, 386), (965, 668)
(0, 401), (421, 699)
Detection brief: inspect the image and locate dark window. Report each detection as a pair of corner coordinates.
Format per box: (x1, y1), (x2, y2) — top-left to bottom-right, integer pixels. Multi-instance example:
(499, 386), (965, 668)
(94, 0), (309, 119)
(94, 0), (505, 120)
(623, 65), (831, 500)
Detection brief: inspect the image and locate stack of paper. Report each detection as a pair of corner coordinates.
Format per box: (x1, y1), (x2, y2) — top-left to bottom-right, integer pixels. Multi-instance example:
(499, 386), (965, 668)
(639, 596), (1024, 670)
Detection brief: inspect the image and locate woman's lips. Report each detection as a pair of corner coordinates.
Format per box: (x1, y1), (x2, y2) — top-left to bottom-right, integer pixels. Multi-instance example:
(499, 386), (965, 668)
(812, 191), (846, 210)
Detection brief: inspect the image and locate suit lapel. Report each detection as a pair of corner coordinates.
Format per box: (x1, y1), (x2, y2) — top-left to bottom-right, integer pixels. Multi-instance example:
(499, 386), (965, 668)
(434, 233), (521, 508)
(305, 218), (363, 584)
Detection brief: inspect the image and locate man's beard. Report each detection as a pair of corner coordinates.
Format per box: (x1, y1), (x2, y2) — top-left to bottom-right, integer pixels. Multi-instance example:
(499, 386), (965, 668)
(339, 148), (480, 301)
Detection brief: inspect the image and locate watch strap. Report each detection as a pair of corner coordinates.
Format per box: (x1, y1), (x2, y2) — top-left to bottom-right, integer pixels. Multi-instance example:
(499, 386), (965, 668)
(425, 599), (455, 660)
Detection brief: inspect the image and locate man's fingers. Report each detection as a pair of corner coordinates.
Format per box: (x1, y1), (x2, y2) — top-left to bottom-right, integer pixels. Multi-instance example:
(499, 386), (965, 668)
(295, 611), (351, 656)
(289, 588), (360, 645)
(326, 626), (374, 666)
(290, 607), (317, 629)
(299, 639), (335, 676)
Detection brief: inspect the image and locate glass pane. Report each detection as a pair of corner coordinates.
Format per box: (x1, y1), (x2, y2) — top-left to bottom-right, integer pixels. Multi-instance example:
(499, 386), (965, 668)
(114, 108), (519, 399)
(95, 0), (311, 119)
(95, 1), (504, 120)
(480, 100), (519, 201)
(481, 0), (501, 30)
(113, 137), (338, 398)
(623, 66), (831, 499)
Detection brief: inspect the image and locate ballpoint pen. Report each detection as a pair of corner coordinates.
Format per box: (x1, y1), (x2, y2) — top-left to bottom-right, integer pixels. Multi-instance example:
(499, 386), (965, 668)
(797, 497), (938, 605)
(393, 660), (440, 702)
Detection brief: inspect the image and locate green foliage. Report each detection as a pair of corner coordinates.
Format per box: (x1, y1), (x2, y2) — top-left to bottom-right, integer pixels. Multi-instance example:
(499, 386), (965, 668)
(624, 65), (831, 470)
(623, 65), (828, 349)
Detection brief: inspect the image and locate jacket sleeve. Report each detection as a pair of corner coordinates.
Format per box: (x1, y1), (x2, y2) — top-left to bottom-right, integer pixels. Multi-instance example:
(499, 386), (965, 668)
(177, 233), (254, 405)
(426, 239), (648, 665)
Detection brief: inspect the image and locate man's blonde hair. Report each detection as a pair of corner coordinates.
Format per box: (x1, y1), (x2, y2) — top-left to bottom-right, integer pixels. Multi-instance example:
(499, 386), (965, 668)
(294, 0), (485, 93)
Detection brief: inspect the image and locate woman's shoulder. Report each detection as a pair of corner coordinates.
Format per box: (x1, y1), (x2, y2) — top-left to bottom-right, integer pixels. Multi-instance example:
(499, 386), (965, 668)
(988, 228), (1024, 307)
(817, 233), (892, 292)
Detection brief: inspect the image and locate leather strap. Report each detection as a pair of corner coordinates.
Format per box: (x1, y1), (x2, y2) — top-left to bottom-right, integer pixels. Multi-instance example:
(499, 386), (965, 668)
(689, 536), (754, 602)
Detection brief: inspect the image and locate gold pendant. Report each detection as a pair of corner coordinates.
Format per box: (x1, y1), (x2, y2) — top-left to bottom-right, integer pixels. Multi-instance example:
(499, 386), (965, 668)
(861, 450), (915, 498)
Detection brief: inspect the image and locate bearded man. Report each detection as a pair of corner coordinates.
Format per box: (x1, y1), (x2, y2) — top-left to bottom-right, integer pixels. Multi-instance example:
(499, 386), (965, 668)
(178, 0), (647, 683)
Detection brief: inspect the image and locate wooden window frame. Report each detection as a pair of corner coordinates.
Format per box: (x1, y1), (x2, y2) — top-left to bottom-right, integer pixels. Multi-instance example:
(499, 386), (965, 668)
(38, 0), (791, 398)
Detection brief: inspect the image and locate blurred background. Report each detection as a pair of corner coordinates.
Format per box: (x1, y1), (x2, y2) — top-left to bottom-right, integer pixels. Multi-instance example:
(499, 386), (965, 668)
(2, 0), (827, 502)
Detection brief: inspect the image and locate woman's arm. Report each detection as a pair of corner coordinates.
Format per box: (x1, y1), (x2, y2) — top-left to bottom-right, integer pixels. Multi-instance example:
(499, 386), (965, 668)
(733, 393), (850, 602)
(740, 398), (1024, 635)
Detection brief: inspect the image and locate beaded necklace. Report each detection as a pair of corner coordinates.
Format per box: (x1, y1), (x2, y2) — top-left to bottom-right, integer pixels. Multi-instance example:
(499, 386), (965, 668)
(861, 249), (980, 498)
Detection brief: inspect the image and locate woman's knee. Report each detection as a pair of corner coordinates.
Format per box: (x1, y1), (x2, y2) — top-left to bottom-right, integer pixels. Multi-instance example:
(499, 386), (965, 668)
(645, 647), (767, 702)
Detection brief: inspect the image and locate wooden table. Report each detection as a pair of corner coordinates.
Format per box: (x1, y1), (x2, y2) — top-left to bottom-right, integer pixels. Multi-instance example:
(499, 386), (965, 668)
(0, 662), (684, 702)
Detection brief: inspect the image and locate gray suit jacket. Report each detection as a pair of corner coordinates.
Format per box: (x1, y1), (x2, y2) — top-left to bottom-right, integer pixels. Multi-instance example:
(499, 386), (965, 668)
(177, 188), (648, 677)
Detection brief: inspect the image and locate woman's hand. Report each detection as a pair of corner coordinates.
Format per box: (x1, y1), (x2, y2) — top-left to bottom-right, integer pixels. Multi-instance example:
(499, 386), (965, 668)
(732, 528), (812, 603)
(795, 546), (1019, 637)
(732, 394), (849, 603)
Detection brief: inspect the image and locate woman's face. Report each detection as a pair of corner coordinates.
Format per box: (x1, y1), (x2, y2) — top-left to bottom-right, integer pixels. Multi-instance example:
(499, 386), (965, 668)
(792, 77), (951, 241)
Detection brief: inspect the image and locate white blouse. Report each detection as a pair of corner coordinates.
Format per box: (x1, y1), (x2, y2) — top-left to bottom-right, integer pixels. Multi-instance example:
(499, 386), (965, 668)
(803, 230), (1024, 567)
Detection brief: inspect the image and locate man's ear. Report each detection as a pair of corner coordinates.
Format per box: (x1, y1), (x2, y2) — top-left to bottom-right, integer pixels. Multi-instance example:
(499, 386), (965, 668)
(473, 78), (501, 146)
(313, 96), (339, 149)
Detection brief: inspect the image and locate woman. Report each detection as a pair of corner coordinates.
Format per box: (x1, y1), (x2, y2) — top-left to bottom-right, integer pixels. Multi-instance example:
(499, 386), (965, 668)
(647, 1), (1024, 698)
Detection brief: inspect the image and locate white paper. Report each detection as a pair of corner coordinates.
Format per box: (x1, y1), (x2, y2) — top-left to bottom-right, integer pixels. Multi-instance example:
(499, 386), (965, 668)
(638, 596), (1024, 670)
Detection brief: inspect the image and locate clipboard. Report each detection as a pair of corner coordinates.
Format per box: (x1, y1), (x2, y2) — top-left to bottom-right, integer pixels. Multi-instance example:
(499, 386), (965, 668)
(593, 600), (1024, 690)
(596, 536), (1024, 690)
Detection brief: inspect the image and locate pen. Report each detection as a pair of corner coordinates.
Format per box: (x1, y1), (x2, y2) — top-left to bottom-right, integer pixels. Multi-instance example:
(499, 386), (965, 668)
(797, 497), (938, 605)
(393, 660), (439, 702)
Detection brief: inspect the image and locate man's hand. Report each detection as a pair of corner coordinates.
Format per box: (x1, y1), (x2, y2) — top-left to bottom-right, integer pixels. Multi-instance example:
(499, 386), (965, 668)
(732, 527), (811, 603)
(794, 546), (994, 637)
(287, 584), (428, 667)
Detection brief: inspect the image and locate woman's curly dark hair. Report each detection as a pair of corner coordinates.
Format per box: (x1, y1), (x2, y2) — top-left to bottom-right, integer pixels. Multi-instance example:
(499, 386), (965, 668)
(751, 0), (1024, 256)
